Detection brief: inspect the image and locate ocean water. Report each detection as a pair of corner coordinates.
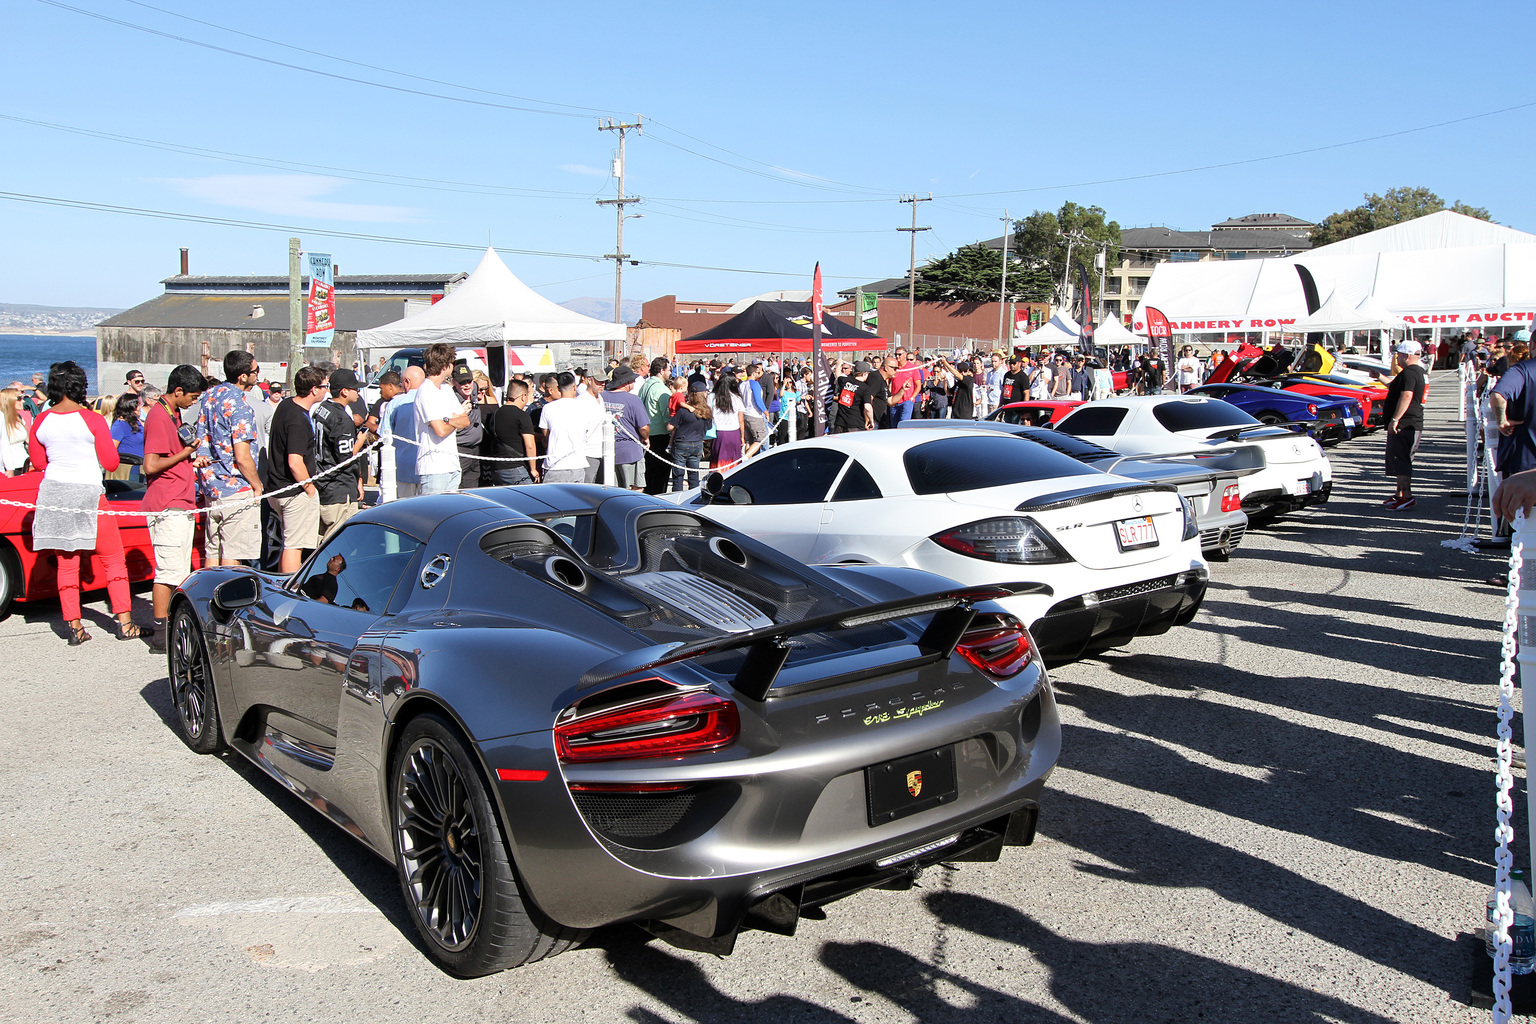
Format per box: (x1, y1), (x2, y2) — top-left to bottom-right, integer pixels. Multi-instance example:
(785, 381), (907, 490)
(0, 335), (98, 395)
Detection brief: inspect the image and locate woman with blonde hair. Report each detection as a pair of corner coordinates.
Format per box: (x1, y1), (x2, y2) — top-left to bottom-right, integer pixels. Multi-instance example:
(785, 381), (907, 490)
(0, 387), (29, 475)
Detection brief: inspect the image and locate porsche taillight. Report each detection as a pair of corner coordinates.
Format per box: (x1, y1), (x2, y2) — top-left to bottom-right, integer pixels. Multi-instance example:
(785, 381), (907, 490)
(1220, 483), (1241, 513)
(957, 616), (1034, 679)
(555, 690), (740, 763)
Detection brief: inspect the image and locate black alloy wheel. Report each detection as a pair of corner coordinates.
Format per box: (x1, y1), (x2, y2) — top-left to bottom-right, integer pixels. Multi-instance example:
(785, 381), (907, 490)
(168, 605), (224, 754)
(389, 714), (586, 976)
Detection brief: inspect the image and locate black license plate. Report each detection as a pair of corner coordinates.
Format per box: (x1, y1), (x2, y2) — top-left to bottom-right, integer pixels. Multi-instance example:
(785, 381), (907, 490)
(865, 745), (958, 826)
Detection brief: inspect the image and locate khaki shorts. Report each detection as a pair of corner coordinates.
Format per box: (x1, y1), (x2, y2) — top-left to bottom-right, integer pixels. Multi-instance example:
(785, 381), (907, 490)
(149, 513), (196, 587)
(742, 415), (768, 445)
(275, 490), (320, 551)
(206, 493), (261, 563)
(320, 500), (358, 535)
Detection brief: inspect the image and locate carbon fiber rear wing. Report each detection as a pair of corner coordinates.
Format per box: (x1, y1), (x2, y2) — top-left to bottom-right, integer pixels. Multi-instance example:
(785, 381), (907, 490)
(578, 582), (1048, 701)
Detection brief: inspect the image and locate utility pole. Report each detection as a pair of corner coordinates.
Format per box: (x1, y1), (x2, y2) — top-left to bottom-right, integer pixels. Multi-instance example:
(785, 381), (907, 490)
(898, 194), (932, 350)
(598, 116), (643, 360)
(997, 210), (1012, 350)
(287, 237), (302, 386)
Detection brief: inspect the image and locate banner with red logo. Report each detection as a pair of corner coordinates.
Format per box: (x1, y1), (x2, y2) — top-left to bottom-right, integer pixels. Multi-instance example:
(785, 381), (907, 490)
(1144, 306), (1174, 367)
(812, 262), (823, 326)
(304, 252), (336, 348)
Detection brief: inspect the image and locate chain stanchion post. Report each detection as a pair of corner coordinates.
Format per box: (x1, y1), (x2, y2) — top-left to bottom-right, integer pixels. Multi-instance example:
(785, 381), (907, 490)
(601, 413), (616, 487)
(1461, 360), (1470, 421)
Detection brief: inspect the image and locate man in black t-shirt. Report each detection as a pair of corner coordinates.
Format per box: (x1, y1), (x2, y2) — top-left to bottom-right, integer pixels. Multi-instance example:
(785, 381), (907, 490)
(300, 553), (346, 603)
(1383, 341), (1427, 509)
(1138, 353), (1166, 395)
(267, 366), (326, 574)
(313, 368), (364, 532)
(490, 379), (540, 485)
(1000, 355), (1028, 406)
(833, 363), (875, 433)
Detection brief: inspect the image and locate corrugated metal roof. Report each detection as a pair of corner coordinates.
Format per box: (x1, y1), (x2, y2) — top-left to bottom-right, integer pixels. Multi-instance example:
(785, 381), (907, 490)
(160, 273), (463, 286)
(98, 293), (416, 331)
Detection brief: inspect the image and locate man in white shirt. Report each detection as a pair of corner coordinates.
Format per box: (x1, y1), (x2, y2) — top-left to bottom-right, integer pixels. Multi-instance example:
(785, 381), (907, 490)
(1175, 345), (1204, 393)
(578, 369), (607, 482)
(413, 344), (470, 494)
(540, 372), (603, 483)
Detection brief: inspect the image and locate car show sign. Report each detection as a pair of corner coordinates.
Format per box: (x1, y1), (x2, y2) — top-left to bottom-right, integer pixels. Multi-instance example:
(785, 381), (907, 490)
(304, 252), (336, 347)
(1144, 305), (1175, 366)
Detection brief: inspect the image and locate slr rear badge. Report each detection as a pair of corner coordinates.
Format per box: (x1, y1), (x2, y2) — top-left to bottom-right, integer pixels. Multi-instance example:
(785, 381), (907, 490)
(906, 770), (923, 797)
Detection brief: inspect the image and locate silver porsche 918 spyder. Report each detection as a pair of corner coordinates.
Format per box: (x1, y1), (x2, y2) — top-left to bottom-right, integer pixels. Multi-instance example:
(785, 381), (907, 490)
(167, 484), (1059, 976)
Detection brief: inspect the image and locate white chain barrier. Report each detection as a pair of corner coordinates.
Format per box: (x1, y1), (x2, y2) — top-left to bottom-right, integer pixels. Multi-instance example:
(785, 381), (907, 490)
(0, 436), (386, 520)
(1494, 511), (1529, 1023)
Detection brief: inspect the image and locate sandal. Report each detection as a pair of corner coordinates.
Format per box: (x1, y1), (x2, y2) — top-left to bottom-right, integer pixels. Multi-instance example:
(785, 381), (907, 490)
(68, 623), (92, 646)
(115, 619), (142, 641)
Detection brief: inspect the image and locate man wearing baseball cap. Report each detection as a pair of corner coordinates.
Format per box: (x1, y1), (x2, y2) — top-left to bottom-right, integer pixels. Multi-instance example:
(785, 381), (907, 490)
(1490, 330), (1536, 536)
(1383, 340), (1427, 510)
(313, 367), (365, 530)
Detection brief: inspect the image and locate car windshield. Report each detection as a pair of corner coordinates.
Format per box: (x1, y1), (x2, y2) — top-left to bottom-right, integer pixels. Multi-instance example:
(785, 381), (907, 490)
(904, 435), (1096, 494)
(1152, 400), (1259, 433)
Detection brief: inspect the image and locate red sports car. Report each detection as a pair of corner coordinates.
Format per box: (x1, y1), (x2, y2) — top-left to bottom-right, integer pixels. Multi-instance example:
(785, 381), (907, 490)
(0, 471), (196, 618)
(986, 400), (1085, 427)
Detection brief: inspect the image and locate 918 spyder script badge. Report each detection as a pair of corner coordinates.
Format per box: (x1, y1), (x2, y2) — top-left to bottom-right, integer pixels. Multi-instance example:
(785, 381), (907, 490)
(863, 700), (944, 727)
(906, 770), (923, 797)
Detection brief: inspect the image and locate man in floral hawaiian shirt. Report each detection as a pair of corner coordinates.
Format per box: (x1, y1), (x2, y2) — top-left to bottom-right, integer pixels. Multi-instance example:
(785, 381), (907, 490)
(194, 351), (265, 565)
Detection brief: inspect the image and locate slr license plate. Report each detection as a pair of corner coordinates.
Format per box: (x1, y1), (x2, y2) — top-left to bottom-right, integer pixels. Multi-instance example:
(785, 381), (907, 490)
(866, 745), (957, 826)
(1114, 516), (1158, 551)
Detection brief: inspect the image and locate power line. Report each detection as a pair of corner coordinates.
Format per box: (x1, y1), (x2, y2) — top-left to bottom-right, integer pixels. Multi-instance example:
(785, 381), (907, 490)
(0, 189), (879, 279)
(33, 0), (596, 118)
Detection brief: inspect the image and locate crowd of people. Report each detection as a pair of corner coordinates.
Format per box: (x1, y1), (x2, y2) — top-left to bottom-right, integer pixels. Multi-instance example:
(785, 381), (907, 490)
(18, 323), (1534, 649)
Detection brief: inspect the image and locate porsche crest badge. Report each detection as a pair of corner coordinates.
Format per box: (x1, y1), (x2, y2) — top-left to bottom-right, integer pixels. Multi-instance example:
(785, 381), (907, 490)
(906, 770), (923, 797)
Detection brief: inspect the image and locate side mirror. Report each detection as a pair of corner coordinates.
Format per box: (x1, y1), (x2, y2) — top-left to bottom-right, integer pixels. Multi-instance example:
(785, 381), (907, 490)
(701, 471), (726, 505)
(212, 575), (260, 614)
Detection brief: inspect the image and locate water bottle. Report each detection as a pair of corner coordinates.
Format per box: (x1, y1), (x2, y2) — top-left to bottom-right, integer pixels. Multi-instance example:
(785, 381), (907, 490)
(1486, 868), (1536, 973)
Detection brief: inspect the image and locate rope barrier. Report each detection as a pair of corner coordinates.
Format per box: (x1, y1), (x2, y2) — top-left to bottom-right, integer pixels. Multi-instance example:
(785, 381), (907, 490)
(1493, 511), (1525, 1024)
(0, 437), (385, 520)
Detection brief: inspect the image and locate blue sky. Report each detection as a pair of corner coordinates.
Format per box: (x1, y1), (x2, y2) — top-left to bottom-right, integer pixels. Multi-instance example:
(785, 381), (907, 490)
(4, 0), (1533, 309)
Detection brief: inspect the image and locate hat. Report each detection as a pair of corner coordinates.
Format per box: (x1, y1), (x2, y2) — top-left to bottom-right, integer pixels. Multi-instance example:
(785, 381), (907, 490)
(1516, 329), (1532, 342)
(605, 367), (638, 390)
(1395, 340), (1422, 355)
(328, 368), (361, 391)
(689, 380), (709, 393)
(451, 364), (474, 384)
(268, 381), (285, 393)
(853, 360), (874, 374)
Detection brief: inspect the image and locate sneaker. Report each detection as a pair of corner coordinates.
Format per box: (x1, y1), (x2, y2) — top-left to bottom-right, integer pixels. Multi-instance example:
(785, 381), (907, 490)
(1382, 496), (1403, 507)
(1394, 497), (1416, 510)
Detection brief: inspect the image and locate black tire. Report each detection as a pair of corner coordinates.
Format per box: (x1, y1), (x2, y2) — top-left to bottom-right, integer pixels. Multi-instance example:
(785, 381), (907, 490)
(167, 604), (225, 754)
(0, 541), (20, 621)
(1257, 412), (1285, 426)
(390, 714), (586, 976)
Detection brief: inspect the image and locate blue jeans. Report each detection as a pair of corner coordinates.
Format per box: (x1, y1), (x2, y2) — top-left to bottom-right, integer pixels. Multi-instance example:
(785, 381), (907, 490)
(419, 470), (461, 494)
(891, 400), (915, 426)
(492, 465), (533, 486)
(670, 442), (702, 491)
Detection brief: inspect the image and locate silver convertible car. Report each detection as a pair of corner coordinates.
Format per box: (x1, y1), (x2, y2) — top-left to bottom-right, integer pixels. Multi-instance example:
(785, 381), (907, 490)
(166, 485), (1060, 976)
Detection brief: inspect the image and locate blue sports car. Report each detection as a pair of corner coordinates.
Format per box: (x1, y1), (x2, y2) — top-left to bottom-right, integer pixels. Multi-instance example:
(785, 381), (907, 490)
(1186, 383), (1361, 445)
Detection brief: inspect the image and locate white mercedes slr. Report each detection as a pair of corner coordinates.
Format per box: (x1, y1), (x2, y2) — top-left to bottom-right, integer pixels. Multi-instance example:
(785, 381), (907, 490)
(678, 429), (1208, 666)
(1053, 395), (1333, 518)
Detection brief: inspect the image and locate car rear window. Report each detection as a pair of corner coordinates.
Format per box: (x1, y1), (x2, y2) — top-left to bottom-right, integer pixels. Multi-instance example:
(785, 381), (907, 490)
(904, 436), (1096, 494)
(1152, 400), (1258, 432)
(1013, 428), (1118, 462)
(1055, 405), (1127, 436)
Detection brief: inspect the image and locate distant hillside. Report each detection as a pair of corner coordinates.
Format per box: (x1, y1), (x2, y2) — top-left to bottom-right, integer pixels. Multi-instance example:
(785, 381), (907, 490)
(0, 302), (125, 334)
(560, 297), (643, 326)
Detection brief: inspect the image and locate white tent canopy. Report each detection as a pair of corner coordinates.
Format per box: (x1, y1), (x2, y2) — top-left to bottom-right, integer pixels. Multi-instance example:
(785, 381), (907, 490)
(1090, 316), (1137, 347)
(1024, 312), (1085, 347)
(1290, 290), (1409, 332)
(356, 247), (626, 351)
(1132, 211), (1536, 335)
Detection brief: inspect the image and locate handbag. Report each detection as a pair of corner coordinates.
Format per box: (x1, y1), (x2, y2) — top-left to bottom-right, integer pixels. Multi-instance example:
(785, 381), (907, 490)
(704, 422), (717, 440)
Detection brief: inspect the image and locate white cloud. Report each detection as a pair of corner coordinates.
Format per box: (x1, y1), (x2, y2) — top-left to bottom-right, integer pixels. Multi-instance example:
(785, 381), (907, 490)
(156, 175), (421, 223)
(558, 163), (610, 177)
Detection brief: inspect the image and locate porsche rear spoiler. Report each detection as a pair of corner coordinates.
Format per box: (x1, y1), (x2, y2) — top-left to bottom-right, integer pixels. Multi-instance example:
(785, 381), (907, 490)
(578, 582), (1048, 701)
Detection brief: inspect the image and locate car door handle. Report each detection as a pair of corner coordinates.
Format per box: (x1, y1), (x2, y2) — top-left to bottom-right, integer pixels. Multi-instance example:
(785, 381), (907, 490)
(820, 508), (834, 525)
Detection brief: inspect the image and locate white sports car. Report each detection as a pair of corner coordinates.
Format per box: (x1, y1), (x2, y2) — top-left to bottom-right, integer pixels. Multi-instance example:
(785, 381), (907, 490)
(1052, 396), (1333, 517)
(678, 429), (1208, 666)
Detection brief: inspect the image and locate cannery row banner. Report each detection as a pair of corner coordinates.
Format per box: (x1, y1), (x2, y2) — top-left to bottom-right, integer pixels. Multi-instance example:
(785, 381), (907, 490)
(1132, 309), (1536, 333)
(305, 252), (336, 347)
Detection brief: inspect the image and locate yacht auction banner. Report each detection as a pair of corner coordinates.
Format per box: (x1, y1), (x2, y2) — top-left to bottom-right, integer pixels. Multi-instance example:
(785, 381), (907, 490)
(304, 252), (336, 347)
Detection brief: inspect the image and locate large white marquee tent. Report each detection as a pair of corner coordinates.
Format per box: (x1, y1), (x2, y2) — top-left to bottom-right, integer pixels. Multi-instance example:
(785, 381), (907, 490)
(356, 247), (625, 381)
(1130, 211), (1536, 339)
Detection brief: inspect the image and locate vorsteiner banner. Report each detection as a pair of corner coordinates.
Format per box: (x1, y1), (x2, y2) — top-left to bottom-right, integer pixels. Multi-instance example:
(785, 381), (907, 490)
(304, 252), (335, 348)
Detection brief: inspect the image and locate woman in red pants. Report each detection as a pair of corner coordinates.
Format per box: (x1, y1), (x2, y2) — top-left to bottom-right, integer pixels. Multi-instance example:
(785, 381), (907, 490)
(28, 361), (140, 644)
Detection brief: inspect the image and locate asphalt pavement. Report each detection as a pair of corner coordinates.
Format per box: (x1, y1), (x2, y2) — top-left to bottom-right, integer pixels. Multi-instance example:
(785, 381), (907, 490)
(0, 372), (1512, 1023)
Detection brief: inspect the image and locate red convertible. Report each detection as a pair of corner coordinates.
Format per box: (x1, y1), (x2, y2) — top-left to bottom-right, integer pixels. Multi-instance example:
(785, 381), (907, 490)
(1207, 346), (1389, 431)
(0, 471), (196, 618)
(986, 400), (1085, 427)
